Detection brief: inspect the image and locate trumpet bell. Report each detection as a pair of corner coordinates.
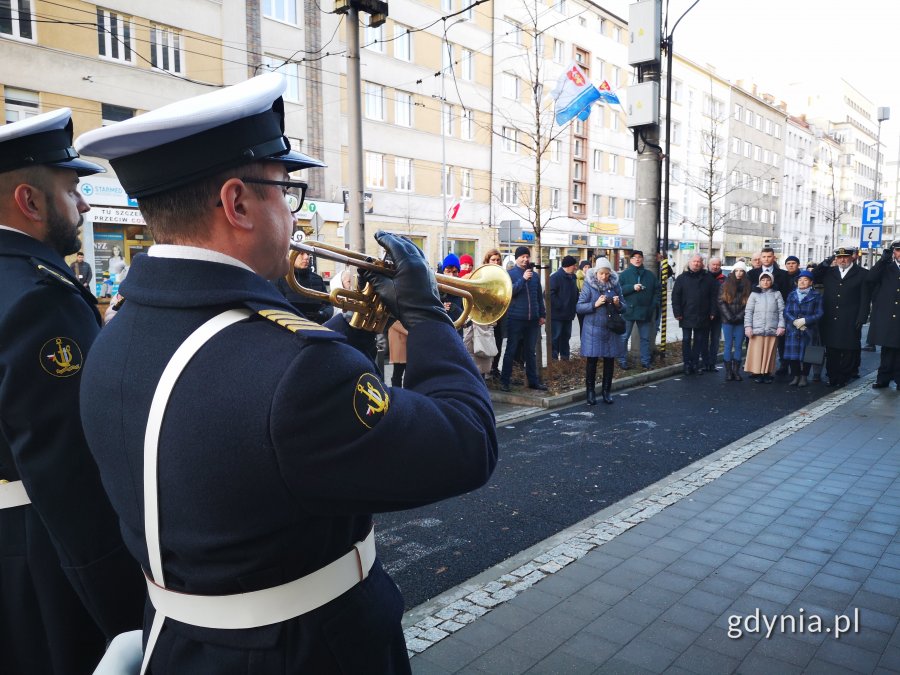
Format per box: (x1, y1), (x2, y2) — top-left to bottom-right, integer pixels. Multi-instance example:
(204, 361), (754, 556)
(452, 264), (512, 325)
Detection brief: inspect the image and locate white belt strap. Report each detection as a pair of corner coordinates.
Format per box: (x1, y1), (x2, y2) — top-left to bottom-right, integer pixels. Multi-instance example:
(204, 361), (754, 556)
(139, 309), (376, 674)
(0, 480), (31, 509)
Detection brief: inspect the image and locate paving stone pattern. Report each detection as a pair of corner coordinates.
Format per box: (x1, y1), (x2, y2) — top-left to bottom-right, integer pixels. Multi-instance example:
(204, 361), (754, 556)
(408, 379), (900, 674)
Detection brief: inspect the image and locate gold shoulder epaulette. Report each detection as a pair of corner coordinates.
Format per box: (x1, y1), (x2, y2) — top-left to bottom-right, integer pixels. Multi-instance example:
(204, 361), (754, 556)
(35, 264), (76, 288)
(257, 309), (333, 334)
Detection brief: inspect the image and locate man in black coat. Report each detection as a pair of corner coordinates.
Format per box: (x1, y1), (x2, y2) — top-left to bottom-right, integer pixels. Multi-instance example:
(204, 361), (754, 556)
(671, 254), (719, 375)
(549, 255), (579, 360)
(813, 246), (871, 388)
(275, 248), (334, 324)
(0, 109), (145, 674)
(70, 250), (93, 289)
(76, 74), (497, 674)
(868, 240), (900, 389)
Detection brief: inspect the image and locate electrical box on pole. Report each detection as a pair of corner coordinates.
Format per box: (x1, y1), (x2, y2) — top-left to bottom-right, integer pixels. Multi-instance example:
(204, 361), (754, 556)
(628, 0), (661, 66)
(626, 81), (659, 128)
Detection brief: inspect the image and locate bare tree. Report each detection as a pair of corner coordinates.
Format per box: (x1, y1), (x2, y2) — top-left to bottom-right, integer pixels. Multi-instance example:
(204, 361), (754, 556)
(811, 147), (846, 254)
(681, 116), (732, 257)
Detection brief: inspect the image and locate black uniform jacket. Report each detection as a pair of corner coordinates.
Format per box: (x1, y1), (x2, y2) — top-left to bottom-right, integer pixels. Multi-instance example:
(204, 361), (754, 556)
(79, 254), (498, 673)
(867, 253), (900, 348)
(0, 228), (145, 675)
(814, 262), (871, 350)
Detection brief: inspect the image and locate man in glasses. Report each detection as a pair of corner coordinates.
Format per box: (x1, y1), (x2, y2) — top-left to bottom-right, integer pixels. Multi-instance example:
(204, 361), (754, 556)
(75, 73), (496, 674)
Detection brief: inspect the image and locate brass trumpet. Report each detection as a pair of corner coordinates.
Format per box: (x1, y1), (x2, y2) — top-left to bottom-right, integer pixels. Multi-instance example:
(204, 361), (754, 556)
(286, 236), (512, 333)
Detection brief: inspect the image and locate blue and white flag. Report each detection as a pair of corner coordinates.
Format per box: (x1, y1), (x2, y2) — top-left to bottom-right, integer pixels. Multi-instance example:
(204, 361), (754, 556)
(550, 62), (601, 126)
(597, 80), (621, 106)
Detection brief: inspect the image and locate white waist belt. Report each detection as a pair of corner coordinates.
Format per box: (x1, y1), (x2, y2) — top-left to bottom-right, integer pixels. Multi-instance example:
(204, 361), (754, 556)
(0, 480), (31, 509)
(144, 528), (376, 630)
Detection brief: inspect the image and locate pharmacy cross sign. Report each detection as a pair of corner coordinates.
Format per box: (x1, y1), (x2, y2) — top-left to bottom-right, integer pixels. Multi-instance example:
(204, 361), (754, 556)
(861, 200), (884, 249)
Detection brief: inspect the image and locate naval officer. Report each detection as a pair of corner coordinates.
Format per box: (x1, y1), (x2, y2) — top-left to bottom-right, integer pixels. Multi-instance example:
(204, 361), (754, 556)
(0, 108), (145, 674)
(76, 73), (498, 673)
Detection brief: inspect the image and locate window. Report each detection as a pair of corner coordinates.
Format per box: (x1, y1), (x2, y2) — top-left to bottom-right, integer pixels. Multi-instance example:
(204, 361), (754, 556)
(395, 157), (412, 191)
(443, 166), (454, 196)
(101, 103), (134, 126)
(502, 126), (516, 152)
(395, 92), (412, 127)
(97, 8), (134, 62)
(461, 49), (473, 80)
(553, 39), (565, 63)
(442, 0), (453, 11)
(502, 72), (519, 99)
(754, 145), (762, 161)
(765, 119), (773, 135)
(365, 152), (384, 188)
(608, 153), (618, 173)
(760, 209), (768, 224)
(500, 180), (517, 205)
(764, 148), (772, 164)
(511, 20), (522, 45)
(741, 205), (749, 220)
(442, 103), (454, 137)
(671, 80), (682, 103)
(550, 188), (560, 210)
(593, 149), (602, 171)
(555, 0), (567, 13)
(771, 180), (779, 197)
(744, 141), (752, 158)
(730, 170), (739, 188)
(772, 153), (779, 167)
(672, 162), (682, 182)
(671, 121), (681, 145)
(365, 23), (384, 52)
(608, 197), (617, 218)
(774, 124), (782, 139)
(574, 120), (584, 136)
(731, 137), (741, 154)
(762, 179), (770, 194)
(461, 169), (472, 199)
(4, 88), (38, 123)
(590, 194), (601, 215)
(624, 199), (635, 219)
(460, 108), (474, 140)
(751, 206), (758, 221)
(550, 140), (561, 162)
(150, 24), (184, 74)
(752, 176), (760, 192)
(743, 173), (751, 188)
(744, 109), (753, 126)
(612, 66), (621, 88)
(573, 161), (584, 180)
(574, 139), (583, 158)
(734, 103), (742, 120)
(625, 158), (635, 177)
(263, 0), (296, 23)
(394, 25), (411, 61)
(1, 0), (33, 39)
(756, 115), (763, 131)
(770, 211), (777, 225)
(263, 56), (299, 102)
(461, 0), (473, 20)
(364, 83), (385, 120)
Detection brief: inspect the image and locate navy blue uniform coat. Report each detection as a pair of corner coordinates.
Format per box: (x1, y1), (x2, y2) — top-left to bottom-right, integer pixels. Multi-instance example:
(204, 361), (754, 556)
(0, 228), (144, 675)
(813, 263), (871, 350)
(79, 254), (498, 674)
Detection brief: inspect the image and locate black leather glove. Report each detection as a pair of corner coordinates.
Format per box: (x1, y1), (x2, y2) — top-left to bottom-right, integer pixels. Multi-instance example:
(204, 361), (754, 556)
(360, 231), (453, 330)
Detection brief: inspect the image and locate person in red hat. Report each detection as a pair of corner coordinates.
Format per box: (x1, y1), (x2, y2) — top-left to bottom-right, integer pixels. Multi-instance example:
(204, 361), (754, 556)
(459, 254), (474, 278)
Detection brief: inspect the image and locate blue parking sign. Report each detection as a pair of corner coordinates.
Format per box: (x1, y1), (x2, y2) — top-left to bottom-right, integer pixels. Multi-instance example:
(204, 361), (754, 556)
(862, 200), (884, 225)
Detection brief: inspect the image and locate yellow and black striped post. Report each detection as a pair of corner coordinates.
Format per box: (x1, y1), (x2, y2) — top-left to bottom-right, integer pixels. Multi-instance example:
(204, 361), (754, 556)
(659, 259), (670, 354)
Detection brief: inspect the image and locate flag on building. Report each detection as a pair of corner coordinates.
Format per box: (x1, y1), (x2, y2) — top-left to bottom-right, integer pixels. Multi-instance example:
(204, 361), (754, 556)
(550, 62), (601, 126)
(597, 80), (621, 106)
(447, 201), (461, 220)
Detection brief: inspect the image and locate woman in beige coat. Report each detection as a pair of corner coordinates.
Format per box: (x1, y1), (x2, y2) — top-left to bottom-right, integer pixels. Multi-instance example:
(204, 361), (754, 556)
(388, 320), (408, 387)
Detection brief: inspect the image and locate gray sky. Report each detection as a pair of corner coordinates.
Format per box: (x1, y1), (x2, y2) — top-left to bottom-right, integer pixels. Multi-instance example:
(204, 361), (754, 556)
(610, 0), (900, 161)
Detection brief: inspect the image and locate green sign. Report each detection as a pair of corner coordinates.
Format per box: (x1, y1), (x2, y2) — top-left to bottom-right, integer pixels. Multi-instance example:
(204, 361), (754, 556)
(307, 202), (317, 213)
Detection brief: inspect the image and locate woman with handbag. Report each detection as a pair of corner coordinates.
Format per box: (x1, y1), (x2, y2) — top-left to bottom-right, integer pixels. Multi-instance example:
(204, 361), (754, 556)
(743, 272), (785, 383)
(576, 257), (627, 405)
(783, 270), (824, 387)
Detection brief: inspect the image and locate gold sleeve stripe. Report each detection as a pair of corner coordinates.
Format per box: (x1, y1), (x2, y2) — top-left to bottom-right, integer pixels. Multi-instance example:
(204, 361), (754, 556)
(36, 265), (76, 287)
(257, 309), (332, 333)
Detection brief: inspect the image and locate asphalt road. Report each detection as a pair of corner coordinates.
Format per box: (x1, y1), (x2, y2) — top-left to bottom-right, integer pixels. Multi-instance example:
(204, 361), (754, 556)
(375, 351), (881, 610)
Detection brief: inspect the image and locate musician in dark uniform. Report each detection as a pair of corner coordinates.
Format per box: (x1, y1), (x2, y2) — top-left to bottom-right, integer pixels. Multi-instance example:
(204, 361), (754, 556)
(0, 109), (145, 673)
(868, 240), (900, 389)
(813, 246), (871, 388)
(76, 73), (498, 673)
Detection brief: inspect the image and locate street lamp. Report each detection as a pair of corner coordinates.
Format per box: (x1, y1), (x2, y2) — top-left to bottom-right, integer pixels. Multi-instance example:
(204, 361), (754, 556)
(662, 0), (700, 256)
(868, 106), (890, 267)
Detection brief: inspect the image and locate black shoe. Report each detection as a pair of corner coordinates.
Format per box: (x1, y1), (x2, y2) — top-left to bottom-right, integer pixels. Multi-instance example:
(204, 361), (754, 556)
(586, 387), (597, 405)
(683, 366), (692, 376)
(764, 376), (775, 384)
(862, 344), (876, 352)
(753, 375), (764, 383)
(775, 366), (788, 376)
(528, 383), (548, 391)
(489, 368), (501, 379)
(873, 382), (889, 389)
(499, 383), (511, 392)
(602, 389), (614, 404)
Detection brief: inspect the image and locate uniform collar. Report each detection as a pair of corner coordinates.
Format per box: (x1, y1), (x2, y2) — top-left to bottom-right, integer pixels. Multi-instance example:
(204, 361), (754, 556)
(148, 244), (255, 273)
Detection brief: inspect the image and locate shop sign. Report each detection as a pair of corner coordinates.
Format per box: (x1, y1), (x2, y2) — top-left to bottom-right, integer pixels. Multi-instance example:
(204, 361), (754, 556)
(89, 207), (146, 226)
(570, 234), (589, 246)
(296, 201), (345, 221)
(79, 176), (138, 207)
(679, 242), (696, 250)
(589, 222), (619, 234)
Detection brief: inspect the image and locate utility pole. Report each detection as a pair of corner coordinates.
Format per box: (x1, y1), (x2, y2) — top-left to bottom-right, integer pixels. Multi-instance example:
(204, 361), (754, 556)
(333, 0), (388, 253)
(627, 0), (662, 356)
(869, 107), (890, 268)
